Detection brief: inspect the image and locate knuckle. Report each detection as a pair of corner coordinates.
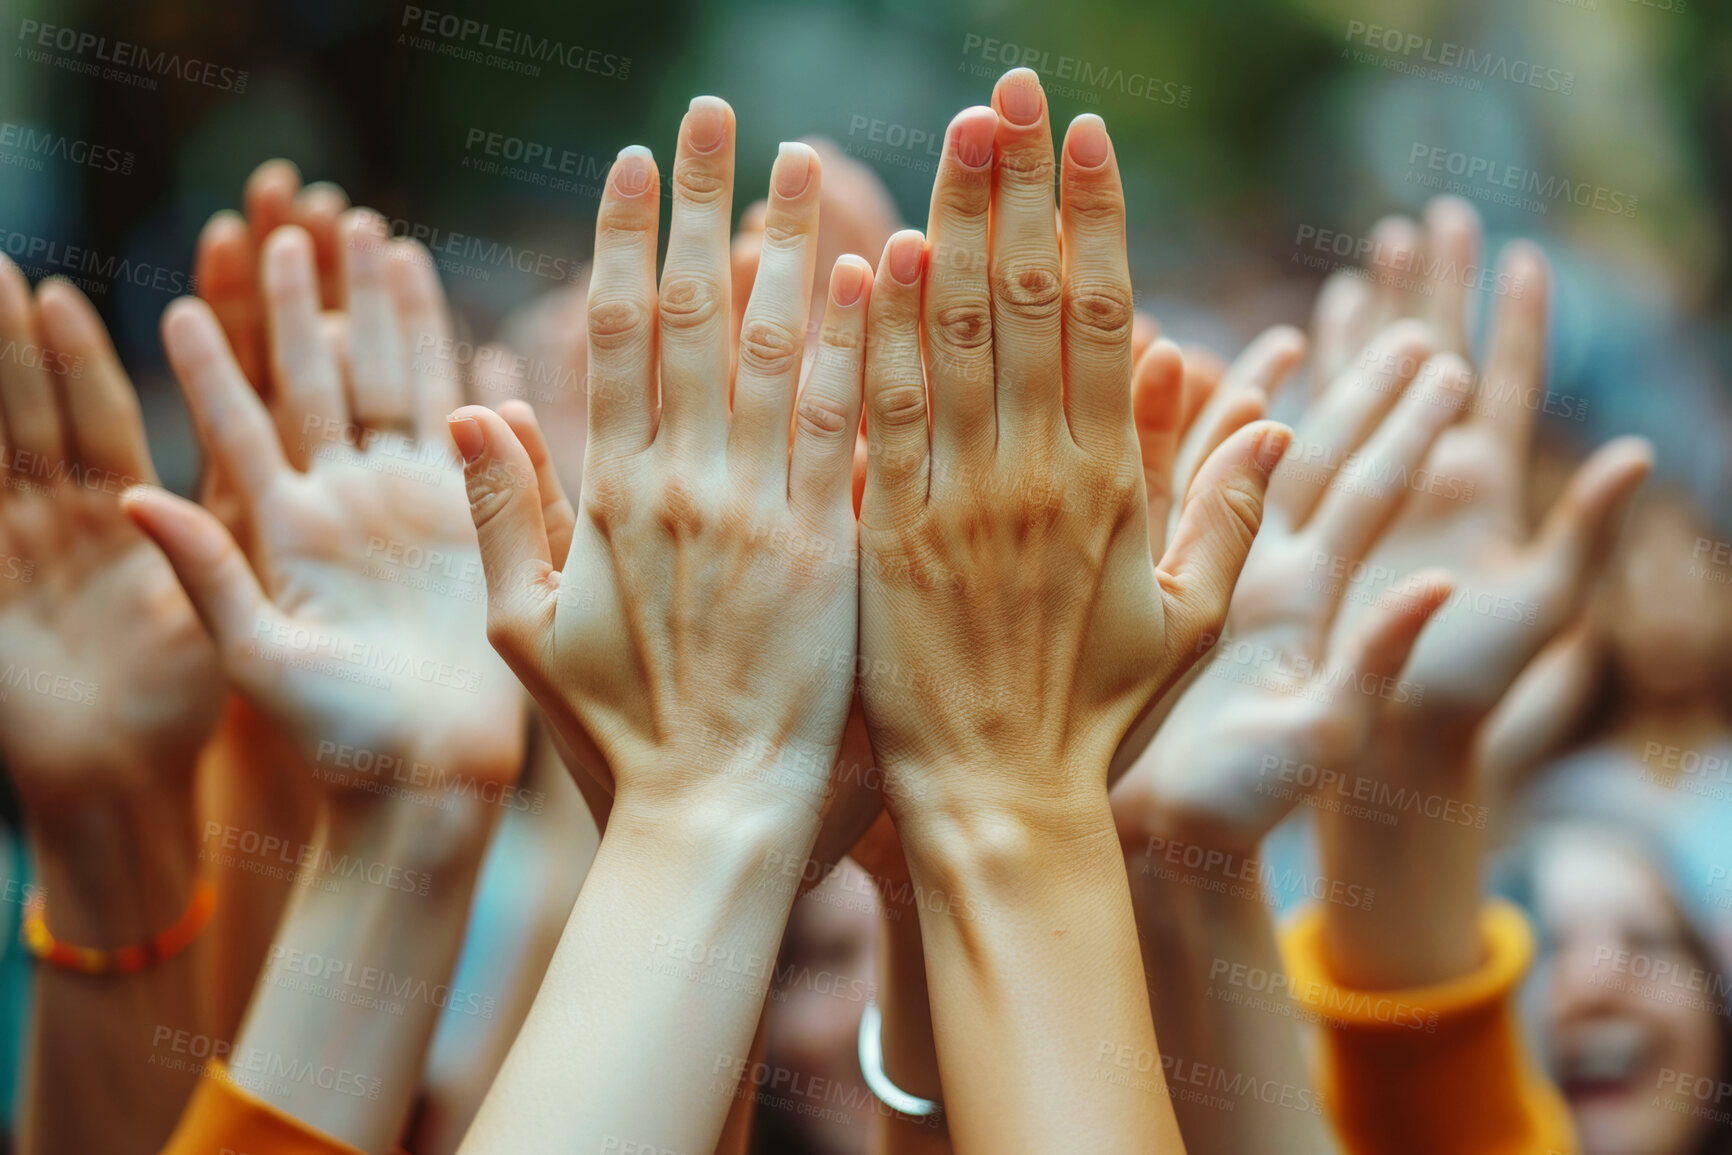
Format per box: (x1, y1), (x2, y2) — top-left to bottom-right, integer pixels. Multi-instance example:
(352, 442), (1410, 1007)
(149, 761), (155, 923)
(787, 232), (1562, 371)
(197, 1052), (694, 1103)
(587, 295), (653, 353)
(653, 473), (708, 538)
(796, 393), (853, 439)
(931, 178), (988, 224)
(672, 161), (729, 207)
(1065, 283), (1135, 341)
(738, 316), (803, 378)
(1215, 478), (1267, 551)
(991, 260), (1063, 320)
(1062, 180), (1124, 227)
(871, 384), (928, 430)
(658, 275), (723, 333)
(929, 301), (993, 354)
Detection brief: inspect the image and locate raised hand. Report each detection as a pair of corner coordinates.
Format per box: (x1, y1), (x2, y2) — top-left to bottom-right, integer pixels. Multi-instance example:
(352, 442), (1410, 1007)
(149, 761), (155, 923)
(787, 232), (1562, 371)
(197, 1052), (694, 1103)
(1114, 322), (1463, 855)
(453, 102), (874, 1155)
(0, 264), (223, 805)
(124, 212), (521, 794)
(1305, 199), (1651, 989)
(854, 69), (1288, 1154)
(0, 261), (223, 1155)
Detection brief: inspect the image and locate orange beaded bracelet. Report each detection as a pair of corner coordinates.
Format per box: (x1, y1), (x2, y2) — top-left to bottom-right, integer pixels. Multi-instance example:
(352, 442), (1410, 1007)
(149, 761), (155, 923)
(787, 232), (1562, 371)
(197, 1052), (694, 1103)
(21, 880), (216, 975)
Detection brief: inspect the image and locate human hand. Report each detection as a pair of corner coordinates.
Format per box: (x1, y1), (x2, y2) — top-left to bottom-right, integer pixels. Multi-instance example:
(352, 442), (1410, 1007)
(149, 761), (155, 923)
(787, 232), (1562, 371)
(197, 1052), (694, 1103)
(0, 263), (222, 809)
(453, 106), (868, 834)
(124, 214), (524, 803)
(1112, 324), (1467, 855)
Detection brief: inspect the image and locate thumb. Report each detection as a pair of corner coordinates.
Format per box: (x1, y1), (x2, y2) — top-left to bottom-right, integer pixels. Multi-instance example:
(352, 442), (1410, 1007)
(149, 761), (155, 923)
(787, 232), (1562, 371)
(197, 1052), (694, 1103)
(448, 405), (558, 668)
(1158, 420), (1291, 656)
(120, 485), (283, 688)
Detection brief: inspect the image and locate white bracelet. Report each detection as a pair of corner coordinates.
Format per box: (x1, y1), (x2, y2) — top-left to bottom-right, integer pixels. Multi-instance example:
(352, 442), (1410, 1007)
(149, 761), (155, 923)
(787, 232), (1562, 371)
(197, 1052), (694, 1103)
(857, 1001), (944, 1119)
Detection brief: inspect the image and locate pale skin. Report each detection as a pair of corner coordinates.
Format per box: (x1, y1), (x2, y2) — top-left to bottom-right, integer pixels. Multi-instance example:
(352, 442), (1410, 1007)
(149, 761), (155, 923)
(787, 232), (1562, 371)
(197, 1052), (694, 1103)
(0, 261), (221, 1155)
(854, 70), (1289, 1155)
(452, 103), (874, 1153)
(1112, 322), (1470, 1154)
(1306, 197), (1652, 990)
(126, 212), (525, 1153)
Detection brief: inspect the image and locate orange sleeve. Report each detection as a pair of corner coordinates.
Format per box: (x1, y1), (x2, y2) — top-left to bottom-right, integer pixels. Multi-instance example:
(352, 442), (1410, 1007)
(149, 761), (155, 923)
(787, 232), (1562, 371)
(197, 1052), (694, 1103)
(1279, 899), (1576, 1155)
(158, 1063), (410, 1155)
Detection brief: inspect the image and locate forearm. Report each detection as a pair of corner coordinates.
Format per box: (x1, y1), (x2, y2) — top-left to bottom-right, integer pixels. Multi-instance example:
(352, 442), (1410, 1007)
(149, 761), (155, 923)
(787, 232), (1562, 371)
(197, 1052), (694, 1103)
(899, 798), (1184, 1154)
(870, 889), (949, 1155)
(460, 797), (819, 1155)
(197, 695), (319, 1038)
(228, 796), (491, 1155)
(1126, 833), (1338, 1154)
(1317, 724), (1485, 988)
(23, 785), (205, 1155)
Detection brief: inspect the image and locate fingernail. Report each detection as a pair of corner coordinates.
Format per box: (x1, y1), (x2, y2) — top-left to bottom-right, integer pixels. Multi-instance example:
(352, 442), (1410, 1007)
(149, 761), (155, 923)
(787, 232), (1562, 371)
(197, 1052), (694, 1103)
(613, 146), (653, 198)
(1067, 114), (1110, 169)
(686, 96), (728, 154)
(448, 416), (483, 463)
(772, 142), (812, 198)
(1255, 426), (1293, 474)
(997, 69), (1043, 127)
(951, 107), (996, 169)
(887, 233), (924, 286)
(831, 258), (866, 307)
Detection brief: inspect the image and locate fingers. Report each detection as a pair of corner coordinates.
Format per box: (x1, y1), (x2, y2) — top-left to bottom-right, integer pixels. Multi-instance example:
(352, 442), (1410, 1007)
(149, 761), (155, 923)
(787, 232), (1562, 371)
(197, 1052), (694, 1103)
(1177, 344), (1226, 432)
(587, 146), (661, 457)
(1131, 340), (1184, 564)
(446, 406), (558, 662)
(1306, 353), (1473, 563)
(1158, 421), (1292, 650)
(1311, 271), (1372, 391)
(1473, 242), (1550, 457)
(261, 227), (347, 462)
(1420, 197), (1481, 357)
(291, 182), (351, 309)
(861, 231), (929, 521)
(196, 211), (268, 392)
(1058, 113), (1135, 451)
(1172, 327), (1303, 503)
(120, 485), (284, 680)
(162, 297), (288, 507)
(340, 209), (412, 433)
(923, 105), (998, 464)
(657, 96), (737, 455)
(728, 142), (822, 487)
(1364, 215), (1423, 331)
(35, 279), (158, 486)
(243, 159), (302, 247)
(0, 254), (66, 479)
(1131, 311), (1159, 366)
(1531, 436), (1653, 613)
(1334, 568), (1455, 694)
(789, 256), (871, 520)
(1268, 320), (1435, 526)
(390, 240), (464, 442)
(497, 400), (577, 568)
(988, 68), (1065, 443)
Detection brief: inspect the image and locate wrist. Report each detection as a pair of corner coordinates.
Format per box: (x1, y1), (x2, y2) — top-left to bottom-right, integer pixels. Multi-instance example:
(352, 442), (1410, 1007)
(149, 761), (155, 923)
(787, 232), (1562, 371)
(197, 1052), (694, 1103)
(29, 783), (199, 947)
(320, 790), (496, 881)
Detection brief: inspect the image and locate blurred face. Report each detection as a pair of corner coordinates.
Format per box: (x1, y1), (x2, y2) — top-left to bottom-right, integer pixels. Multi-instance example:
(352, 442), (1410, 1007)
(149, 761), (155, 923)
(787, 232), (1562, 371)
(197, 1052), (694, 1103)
(761, 861), (880, 1155)
(1604, 500), (1731, 702)
(1533, 834), (1726, 1155)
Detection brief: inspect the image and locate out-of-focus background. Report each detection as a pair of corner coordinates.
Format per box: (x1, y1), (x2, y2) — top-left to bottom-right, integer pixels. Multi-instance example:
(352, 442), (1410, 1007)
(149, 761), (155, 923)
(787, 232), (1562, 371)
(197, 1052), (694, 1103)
(2, 2), (1731, 1153)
